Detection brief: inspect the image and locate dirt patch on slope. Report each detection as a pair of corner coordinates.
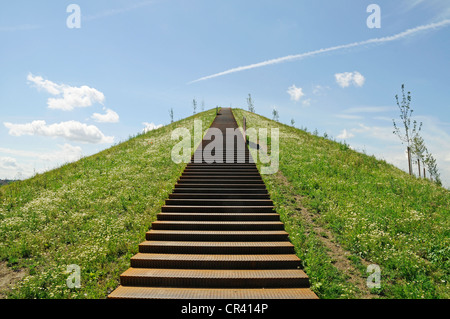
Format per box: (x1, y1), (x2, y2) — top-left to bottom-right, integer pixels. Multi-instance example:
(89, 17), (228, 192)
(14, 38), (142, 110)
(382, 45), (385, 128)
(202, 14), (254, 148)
(0, 262), (27, 299)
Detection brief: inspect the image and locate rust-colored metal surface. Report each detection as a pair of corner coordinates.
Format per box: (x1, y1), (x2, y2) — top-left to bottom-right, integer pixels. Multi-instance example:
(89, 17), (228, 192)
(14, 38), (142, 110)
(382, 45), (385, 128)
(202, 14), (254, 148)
(108, 108), (318, 299)
(109, 286), (318, 299)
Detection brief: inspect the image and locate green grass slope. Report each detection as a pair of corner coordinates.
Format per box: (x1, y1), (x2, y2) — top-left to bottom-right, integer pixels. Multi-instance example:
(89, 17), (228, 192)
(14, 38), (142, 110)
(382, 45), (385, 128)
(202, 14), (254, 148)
(0, 109), (217, 299)
(232, 108), (449, 299)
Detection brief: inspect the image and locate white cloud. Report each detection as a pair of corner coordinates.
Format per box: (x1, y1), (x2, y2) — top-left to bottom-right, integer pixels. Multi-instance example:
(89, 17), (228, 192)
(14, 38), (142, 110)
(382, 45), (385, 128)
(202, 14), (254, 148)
(351, 123), (397, 142)
(189, 19), (450, 83)
(91, 108), (120, 123)
(48, 86), (105, 111)
(302, 98), (312, 107)
(46, 144), (83, 162)
(312, 85), (328, 96)
(4, 120), (114, 144)
(143, 122), (163, 133)
(0, 144), (83, 163)
(335, 71), (365, 88)
(0, 144), (84, 180)
(337, 129), (355, 139)
(27, 73), (105, 111)
(27, 73), (62, 95)
(352, 72), (366, 87)
(335, 72), (353, 88)
(0, 157), (18, 169)
(287, 85), (305, 102)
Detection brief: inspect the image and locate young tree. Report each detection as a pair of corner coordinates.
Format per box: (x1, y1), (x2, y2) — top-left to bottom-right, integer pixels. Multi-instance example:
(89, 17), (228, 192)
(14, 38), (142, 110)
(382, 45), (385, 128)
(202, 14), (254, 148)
(291, 118), (295, 127)
(272, 106), (279, 122)
(169, 108), (174, 123)
(424, 151), (441, 186)
(201, 99), (205, 111)
(392, 84), (422, 175)
(411, 134), (426, 178)
(247, 94), (255, 113)
(192, 98), (197, 114)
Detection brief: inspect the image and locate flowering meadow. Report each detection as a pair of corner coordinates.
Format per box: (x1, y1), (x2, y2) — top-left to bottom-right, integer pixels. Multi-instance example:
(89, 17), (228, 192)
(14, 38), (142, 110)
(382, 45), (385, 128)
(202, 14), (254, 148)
(0, 110), (216, 298)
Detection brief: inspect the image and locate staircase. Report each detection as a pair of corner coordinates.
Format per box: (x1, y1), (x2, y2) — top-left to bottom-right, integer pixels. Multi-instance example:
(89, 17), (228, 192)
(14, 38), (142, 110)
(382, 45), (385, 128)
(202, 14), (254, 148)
(108, 108), (318, 299)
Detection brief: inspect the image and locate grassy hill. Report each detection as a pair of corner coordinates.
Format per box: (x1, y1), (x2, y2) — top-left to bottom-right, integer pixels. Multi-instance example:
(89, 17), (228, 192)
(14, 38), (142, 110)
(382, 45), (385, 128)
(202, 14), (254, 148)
(0, 107), (448, 299)
(0, 109), (216, 298)
(232, 108), (449, 299)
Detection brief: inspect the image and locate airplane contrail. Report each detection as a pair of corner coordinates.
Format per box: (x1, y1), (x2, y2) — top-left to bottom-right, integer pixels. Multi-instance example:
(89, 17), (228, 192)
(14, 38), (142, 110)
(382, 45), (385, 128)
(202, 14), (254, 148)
(188, 19), (450, 84)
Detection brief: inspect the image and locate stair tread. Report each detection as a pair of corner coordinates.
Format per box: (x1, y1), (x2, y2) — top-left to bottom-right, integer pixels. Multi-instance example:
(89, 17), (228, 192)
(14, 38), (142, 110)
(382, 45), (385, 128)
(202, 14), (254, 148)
(157, 213), (278, 216)
(176, 185), (265, 187)
(172, 188), (268, 191)
(162, 205), (273, 210)
(139, 241), (294, 247)
(147, 230), (288, 235)
(165, 199), (272, 202)
(108, 286), (318, 299)
(168, 194), (270, 197)
(121, 268), (309, 279)
(131, 253), (301, 262)
(153, 221), (283, 225)
(156, 213), (280, 221)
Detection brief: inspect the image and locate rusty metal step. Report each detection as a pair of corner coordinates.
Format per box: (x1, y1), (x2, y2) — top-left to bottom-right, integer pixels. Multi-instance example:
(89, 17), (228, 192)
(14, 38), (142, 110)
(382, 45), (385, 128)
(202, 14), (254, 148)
(182, 170), (260, 174)
(156, 213), (279, 221)
(151, 221), (285, 231)
(172, 188), (268, 194)
(138, 241), (296, 255)
(179, 175), (262, 180)
(190, 156), (253, 159)
(174, 183), (267, 189)
(108, 286), (318, 299)
(168, 193), (271, 199)
(190, 161), (254, 165)
(176, 179), (265, 184)
(129, 253), (302, 269)
(161, 205), (275, 213)
(186, 164), (257, 169)
(119, 268), (310, 288)
(145, 230), (290, 242)
(164, 199), (272, 206)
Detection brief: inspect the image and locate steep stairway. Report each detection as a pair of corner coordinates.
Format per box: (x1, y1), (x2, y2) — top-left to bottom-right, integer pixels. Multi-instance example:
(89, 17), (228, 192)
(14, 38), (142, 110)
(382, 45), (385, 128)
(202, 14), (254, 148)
(108, 108), (318, 299)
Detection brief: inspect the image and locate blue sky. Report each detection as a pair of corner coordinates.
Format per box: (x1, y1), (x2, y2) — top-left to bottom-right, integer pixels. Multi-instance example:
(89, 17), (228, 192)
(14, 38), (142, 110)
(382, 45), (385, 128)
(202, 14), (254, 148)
(1, 0), (450, 188)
